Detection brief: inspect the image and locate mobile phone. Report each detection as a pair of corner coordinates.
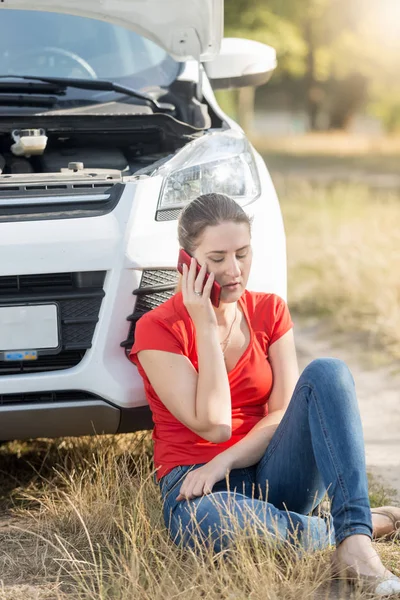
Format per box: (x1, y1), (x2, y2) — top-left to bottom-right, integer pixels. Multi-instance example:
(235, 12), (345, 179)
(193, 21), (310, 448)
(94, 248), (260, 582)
(177, 248), (221, 307)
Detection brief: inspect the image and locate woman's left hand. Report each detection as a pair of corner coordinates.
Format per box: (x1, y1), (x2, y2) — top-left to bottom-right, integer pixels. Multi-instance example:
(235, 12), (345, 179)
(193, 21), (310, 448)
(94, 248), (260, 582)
(176, 456), (232, 501)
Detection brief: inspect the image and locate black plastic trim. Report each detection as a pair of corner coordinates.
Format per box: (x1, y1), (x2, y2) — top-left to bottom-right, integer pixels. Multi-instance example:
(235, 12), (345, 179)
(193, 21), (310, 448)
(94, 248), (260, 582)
(133, 283), (177, 296)
(0, 392), (154, 439)
(156, 208), (182, 221)
(0, 351), (85, 375)
(120, 269), (178, 351)
(0, 288), (104, 304)
(0, 270), (106, 292)
(117, 405), (153, 433)
(0, 390), (101, 405)
(0, 114), (203, 145)
(0, 271), (106, 375)
(0, 397), (121, 440)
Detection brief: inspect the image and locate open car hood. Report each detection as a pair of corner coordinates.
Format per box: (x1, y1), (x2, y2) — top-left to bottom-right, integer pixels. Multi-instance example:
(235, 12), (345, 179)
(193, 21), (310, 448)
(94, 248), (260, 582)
(0, 0), (223, 61)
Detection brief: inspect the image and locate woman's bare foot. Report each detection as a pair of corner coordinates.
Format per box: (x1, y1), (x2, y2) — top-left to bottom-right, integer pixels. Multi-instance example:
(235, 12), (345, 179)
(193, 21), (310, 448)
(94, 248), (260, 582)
(334, 534), (393, 579)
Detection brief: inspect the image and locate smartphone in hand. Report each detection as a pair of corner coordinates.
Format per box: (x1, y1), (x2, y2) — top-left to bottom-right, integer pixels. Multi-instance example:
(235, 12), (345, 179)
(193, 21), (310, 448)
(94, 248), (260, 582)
(177, 248), (221, 307)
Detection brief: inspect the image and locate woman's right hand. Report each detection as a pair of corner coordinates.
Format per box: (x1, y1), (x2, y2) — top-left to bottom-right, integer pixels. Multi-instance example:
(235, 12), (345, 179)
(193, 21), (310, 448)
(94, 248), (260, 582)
(181, 258), (218, 328)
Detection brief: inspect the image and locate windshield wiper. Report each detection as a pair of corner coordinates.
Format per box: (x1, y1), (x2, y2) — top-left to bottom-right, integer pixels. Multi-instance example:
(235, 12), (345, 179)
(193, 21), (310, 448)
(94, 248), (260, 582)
(0, 75), (172, 112)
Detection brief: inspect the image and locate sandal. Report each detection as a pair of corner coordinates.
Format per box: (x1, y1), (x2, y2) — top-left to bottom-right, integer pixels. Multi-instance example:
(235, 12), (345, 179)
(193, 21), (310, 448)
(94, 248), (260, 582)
(371, 506), (400, 540)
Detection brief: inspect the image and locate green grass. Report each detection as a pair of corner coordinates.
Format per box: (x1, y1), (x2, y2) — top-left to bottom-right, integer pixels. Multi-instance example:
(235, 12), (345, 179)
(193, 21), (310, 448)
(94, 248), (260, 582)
(368, 473), (398, 508)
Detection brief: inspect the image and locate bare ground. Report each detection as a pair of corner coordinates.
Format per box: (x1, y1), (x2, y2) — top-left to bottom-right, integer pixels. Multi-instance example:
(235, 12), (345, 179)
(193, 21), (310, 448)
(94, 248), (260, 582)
(295, 316), (400, 502)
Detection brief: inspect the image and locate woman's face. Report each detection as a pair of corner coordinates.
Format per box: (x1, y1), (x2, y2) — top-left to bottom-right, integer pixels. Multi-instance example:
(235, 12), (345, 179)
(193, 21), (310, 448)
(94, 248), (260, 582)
(193, 221), (252, 304)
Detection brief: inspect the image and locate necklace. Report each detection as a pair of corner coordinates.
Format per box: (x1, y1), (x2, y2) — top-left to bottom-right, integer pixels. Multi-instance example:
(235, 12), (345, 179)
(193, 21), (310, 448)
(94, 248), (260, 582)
(220, 307), (238, 356)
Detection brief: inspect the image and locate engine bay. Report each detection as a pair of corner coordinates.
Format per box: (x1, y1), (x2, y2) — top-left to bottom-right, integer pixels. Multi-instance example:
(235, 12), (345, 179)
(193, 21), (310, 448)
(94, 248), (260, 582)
(0, 138), (155, 177)
(0, 112), (203, 180)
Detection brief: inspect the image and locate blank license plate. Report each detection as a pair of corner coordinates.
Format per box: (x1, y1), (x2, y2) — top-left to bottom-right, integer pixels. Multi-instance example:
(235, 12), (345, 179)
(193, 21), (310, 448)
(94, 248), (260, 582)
(0, 304), (59, 351)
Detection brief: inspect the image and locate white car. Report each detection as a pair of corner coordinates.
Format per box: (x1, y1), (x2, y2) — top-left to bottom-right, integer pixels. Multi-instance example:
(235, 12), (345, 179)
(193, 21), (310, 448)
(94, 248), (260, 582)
(0, 0), (287, 440)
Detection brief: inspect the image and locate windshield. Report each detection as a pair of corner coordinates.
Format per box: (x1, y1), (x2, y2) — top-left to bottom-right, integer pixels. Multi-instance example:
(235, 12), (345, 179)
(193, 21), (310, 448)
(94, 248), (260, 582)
(0, 10), (181, 97)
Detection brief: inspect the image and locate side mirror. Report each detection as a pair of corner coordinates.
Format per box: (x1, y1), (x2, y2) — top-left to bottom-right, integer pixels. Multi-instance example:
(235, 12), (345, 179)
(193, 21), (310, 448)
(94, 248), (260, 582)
(204, 38), (277, 90)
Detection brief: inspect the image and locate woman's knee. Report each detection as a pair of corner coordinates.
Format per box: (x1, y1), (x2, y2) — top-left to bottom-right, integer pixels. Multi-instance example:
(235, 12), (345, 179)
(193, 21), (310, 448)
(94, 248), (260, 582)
(167, 492), (243, 551)
(302, 358), (354, 389)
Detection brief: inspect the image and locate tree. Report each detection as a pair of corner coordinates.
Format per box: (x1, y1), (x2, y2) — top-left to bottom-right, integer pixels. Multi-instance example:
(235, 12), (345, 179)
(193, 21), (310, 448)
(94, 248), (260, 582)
(224, 0), (400, 131)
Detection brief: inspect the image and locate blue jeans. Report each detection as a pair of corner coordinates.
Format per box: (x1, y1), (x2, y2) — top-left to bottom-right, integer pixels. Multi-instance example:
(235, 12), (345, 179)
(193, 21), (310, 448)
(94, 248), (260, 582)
(159, 359), (373, 554)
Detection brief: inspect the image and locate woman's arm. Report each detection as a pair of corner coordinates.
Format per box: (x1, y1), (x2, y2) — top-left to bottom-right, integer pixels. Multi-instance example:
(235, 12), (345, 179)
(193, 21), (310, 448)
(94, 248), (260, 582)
(216, 328), (299, 470)
(175, 328), (299, 501)
(137, 260), (232, 443)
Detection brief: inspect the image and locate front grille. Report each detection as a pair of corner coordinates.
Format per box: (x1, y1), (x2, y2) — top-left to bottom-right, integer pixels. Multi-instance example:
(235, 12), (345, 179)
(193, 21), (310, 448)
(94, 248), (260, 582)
(120, 269), (179, 350)
(0, 271), (105, 294)
(0, 271), (106, 376)
(0, 181), (119, 197)
(0, 182), (123, 223)
(0, 272), (74, 293)
(0, 390), (101, 405)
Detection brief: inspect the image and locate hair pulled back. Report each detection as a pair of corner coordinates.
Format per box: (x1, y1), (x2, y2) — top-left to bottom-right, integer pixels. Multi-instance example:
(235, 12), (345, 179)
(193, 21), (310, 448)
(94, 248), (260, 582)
(177, 193), (252, 254)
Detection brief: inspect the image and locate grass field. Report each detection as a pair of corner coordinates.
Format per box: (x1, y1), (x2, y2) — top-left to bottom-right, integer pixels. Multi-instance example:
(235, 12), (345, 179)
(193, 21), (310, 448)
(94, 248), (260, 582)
(253, 133), (400, 185)
(280, 181), (400, 362)
(0, 435), (398, 600)
(0, 138), (399, 598)
(255, 136), (400, 364)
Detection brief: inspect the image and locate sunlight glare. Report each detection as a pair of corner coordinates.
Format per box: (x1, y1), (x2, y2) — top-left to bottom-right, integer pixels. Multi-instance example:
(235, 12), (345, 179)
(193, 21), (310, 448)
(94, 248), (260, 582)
(370, 0), (400, 45)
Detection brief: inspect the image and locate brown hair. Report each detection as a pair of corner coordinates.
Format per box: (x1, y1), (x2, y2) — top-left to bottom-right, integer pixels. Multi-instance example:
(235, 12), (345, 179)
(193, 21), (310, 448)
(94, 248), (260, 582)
(177, 193), (252, 254)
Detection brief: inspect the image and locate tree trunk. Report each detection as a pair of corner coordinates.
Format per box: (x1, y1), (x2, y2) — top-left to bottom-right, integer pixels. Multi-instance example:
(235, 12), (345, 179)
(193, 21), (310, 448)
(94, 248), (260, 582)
(304, 20), (320, 131)
(328, 74), (368, 130)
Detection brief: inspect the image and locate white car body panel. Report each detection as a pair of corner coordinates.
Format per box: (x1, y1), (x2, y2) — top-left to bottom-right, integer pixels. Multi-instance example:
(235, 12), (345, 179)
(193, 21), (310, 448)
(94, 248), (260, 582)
(0, 0), (223, 61)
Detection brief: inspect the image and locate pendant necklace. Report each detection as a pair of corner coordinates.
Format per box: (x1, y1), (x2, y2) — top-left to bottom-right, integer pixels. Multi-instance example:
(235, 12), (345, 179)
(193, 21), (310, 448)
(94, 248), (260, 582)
(220, 307), (238, 357)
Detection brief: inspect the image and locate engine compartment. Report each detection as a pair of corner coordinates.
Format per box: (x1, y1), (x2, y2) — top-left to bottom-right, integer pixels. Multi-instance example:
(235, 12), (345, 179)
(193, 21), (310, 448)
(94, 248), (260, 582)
(0, 144), (136, 176)
(0, 112), (204, 179)
(0, 130), (169, 177)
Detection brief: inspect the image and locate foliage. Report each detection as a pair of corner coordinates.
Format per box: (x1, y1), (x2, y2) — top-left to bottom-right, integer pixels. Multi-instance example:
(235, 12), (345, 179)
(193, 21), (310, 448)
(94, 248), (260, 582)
(224, 0), (400, 131)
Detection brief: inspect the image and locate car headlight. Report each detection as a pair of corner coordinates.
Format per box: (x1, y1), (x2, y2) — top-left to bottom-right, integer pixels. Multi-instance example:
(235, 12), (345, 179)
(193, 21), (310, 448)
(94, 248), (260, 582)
(155, 130), (261, 212)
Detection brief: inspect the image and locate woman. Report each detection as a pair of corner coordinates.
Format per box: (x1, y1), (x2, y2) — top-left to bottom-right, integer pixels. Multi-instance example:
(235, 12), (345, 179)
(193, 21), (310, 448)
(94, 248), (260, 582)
(130, 193), (400, 596)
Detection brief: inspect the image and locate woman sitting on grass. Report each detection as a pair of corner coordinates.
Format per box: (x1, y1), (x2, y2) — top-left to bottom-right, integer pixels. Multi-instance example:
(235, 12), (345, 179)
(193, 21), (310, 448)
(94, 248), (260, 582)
(130, 193), (400, 596)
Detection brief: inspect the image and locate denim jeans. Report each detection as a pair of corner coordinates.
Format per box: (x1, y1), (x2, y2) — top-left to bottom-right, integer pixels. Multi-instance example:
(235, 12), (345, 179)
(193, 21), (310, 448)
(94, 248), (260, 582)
(159, 358), (373, 554)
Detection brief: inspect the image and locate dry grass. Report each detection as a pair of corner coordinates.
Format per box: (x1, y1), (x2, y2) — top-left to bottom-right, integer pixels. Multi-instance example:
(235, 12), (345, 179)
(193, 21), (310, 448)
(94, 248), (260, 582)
(277, 180), (400, 363)
(251, 133), (400, 156)
(0, 435), (398, 600)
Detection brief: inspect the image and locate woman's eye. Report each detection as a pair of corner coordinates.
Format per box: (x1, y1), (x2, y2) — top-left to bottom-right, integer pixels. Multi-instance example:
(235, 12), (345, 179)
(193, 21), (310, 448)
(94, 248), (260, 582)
(209, 254), (247, 263)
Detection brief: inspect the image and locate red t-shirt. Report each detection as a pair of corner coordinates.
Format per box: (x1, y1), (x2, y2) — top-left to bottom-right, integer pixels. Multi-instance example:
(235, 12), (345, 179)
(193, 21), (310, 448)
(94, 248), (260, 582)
(129, 290), (293, 480)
